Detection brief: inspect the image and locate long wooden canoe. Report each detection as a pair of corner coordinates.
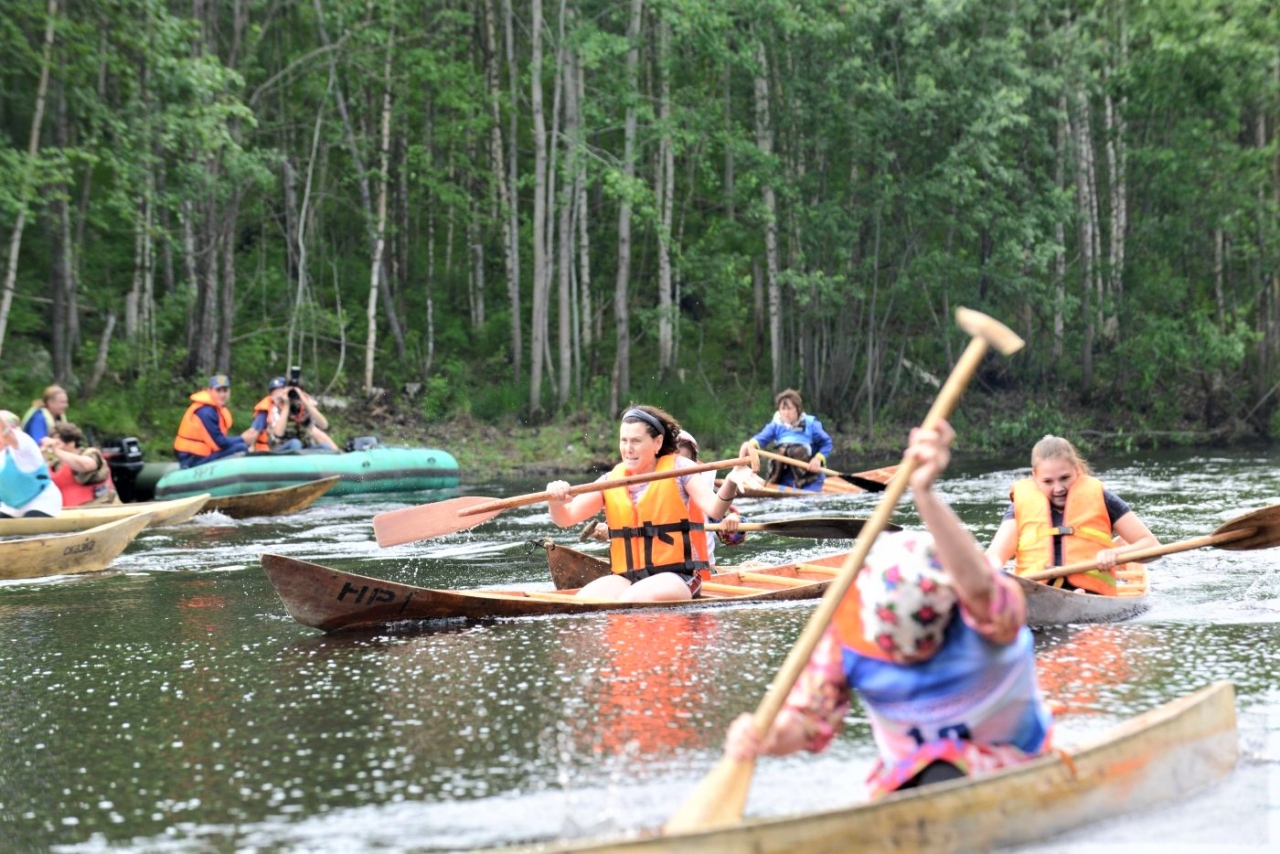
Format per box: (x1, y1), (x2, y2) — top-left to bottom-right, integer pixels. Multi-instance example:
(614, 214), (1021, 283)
(202, 476), (339, 519)
(0, 513), (154, 580)
(718, 465), (899, 498)
(499, 681), (1237, 853)
(260, 551), (854, 633)
(1020, 562), (1150, 627)
(0, 493), (210, 536)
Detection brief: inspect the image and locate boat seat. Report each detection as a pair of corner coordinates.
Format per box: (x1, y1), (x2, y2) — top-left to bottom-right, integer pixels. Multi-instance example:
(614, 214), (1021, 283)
(794, 563), (841, 576)
(739, 571), (812, 588)
(702, 581), (769, 597)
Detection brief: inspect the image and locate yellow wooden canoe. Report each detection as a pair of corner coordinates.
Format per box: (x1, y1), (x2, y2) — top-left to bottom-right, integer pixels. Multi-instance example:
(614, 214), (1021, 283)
(496, 681), (1237, 853)
(0, 513), (154, 580)
(0, 493), (210, 537)
(201, 476), (339, 519)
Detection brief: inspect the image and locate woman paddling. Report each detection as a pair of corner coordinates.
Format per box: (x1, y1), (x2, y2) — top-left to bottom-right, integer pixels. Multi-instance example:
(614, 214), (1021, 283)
(0, 410), (62, 518)
(738, 388), (833, 491)
(985, 435), (1159, 595)
(723, 421), (1052, 797)
(545, 405), (753, 602)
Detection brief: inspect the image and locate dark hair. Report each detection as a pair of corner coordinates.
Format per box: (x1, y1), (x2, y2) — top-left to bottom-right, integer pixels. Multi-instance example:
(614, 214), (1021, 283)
(621, 404), (680, 457)
(51, 422), (86, 447)
(775, 388), (803, 412)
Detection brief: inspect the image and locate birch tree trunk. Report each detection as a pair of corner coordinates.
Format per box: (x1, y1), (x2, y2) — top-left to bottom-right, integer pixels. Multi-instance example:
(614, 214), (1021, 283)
(365, 13), (395, 396)
(528, 0), (548, 416)
(1053, 91), (1067, 365)
(556, 35), (579, 409)
(656, 19), (675, 374)
(575, 57), (594, 351)
(610, 0), (643, 414)
(1071, 88), (1097, 393)
(753, 38), (782, 390)
(483, 0), (518, 377)
(0, 0), (58, 360)
(503, 0), (523, 383)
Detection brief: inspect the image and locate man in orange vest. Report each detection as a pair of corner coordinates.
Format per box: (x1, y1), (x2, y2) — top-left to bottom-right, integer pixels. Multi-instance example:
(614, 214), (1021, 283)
(173, 374), (249, 468)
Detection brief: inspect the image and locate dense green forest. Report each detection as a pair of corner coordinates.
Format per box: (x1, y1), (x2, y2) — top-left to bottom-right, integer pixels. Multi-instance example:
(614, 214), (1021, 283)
(0, 0), (1277, 458)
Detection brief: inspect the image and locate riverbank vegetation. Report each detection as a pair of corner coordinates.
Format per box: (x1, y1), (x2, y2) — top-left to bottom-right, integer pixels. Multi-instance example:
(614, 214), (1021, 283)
(1, 1), (1276, 473)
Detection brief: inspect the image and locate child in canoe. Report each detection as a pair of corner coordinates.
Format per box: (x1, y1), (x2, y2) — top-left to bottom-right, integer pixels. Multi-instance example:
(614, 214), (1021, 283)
(985, 435), (1159, 595)
(724, 421), (1052, 797)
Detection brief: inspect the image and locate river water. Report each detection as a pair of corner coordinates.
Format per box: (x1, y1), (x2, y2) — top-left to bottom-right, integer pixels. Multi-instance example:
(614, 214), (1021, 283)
(1, 446), (1278, 852)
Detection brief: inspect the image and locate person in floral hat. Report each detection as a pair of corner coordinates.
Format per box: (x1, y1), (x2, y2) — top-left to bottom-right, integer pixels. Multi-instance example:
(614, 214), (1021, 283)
(724, 420), (1052, 798)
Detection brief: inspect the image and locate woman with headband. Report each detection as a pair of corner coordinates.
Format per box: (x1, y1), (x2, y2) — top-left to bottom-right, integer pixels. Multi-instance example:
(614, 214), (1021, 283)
(546, 405), (754, 602)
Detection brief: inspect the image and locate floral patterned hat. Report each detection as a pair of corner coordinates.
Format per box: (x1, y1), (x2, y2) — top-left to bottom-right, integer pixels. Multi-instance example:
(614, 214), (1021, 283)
(856, 531), (957, 660)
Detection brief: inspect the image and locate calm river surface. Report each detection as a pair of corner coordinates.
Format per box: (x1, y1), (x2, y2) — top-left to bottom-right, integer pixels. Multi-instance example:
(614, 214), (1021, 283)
(2, 446), (1279, 852)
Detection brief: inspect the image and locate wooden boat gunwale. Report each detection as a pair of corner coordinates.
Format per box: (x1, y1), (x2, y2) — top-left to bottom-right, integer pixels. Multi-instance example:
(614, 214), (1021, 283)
(0, 493), (209, 536)
(1018, 562), (1151, 627)
(0, 512), (155, 580)
(202, 476), (340, 519)
(498, 680), (1238, 853)
(260, 550), (854, 633)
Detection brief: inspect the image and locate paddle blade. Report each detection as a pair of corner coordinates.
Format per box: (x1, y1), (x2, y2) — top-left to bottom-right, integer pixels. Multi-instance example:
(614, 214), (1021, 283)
(373, 496), (503, 546)
(663, 755), (757, 835)
(1213, 504), (1280, 550)
(737, 517), (902, 540)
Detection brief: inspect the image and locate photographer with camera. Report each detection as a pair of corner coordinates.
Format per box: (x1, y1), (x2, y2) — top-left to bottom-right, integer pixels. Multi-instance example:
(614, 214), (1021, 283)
(245, 369), (339, 452)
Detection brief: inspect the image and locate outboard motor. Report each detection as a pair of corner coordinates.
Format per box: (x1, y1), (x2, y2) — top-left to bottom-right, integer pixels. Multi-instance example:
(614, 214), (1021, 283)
(345, 435), (381, 452)
(101, 437), (145, 503)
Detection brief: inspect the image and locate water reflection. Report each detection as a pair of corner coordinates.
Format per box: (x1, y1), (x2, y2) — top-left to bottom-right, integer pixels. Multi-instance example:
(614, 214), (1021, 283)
(1, 448), (1280, 850)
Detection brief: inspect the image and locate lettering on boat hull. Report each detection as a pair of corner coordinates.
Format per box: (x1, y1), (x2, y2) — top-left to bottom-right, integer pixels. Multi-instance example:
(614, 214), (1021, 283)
(63, 539), (97, 557)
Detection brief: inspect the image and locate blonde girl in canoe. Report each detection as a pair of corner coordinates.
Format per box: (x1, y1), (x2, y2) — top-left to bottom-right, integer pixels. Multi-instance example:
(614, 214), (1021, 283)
(985, 435), (1159, 595)
(724, 421), (1052, 797)
(546, 405), (754, 602)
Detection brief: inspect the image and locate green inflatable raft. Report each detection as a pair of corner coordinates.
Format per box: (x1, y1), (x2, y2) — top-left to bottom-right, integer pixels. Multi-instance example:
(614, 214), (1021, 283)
(143, 446), (460, 500)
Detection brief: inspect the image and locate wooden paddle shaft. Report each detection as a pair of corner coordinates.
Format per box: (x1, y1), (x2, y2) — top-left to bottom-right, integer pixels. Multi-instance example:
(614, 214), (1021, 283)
(663, 308), (1024, 835)
(457, 454), (756, 517)
(754, 447), (841, 477)
(1024, 527), (1256, 582)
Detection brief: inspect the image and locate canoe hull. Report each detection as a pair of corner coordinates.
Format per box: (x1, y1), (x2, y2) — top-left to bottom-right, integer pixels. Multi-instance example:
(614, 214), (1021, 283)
(154, 447), (460, 499)
(204, 476), (339, 519)
(260, 551), (852, 633)
(511, 681), (1237, 853)
(1020, 563), (1150, 627)
(0, 513), (153, 580)
(0, 494), (209, 536)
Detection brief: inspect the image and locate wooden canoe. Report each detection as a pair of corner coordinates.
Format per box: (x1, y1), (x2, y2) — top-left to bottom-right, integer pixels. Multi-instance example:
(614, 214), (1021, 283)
(0, 493), (210, 536)
(202, 476), (339, 519)
(0, 513), (154, 581)
(260, 550), (855, 633)
(1020, 562), (1150, 627)
(501, 681), (1237, 853)
(718, 465), (899, 498)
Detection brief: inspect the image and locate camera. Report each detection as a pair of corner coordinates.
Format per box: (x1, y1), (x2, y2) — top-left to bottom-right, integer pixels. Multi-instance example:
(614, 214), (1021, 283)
(289, 365), (301, 386)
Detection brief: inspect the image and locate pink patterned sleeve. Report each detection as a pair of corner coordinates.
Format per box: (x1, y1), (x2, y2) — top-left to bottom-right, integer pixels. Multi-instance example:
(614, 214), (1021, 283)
(959, 561), (1027, 645)
(778, 625), (852, 753)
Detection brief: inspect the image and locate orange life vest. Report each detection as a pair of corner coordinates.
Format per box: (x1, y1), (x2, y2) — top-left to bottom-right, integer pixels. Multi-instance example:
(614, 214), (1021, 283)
(602, 455), (710, 577)
(49, 451), (115, 507)
(251, 396), (275, 452)
(1012, 475), (1118, 595)
(173, 390), (234, 459)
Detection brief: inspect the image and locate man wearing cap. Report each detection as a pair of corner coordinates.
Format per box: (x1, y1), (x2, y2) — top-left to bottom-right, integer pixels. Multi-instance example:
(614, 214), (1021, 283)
(173, 374), (250, 468)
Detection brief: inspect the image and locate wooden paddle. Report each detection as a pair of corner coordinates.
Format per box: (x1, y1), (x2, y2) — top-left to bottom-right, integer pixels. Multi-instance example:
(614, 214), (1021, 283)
(753, 448), (897, 492)
(663, 307), (1025, 835)
(373, 453), (758, 546)
(1024, 503), (1280, 582)
(577, 516), (901, 542)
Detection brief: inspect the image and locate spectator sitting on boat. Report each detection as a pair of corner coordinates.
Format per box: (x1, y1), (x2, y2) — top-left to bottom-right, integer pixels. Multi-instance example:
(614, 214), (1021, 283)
(41, 422), (119, 507)
(984, 435), (1159, 596)
(173, 374), (250, 469)
(21, 384), (69, 445)
(255, 374), (339, 452)
(546, 404), (755, 603)
(724, 420), (1052, 799)
(738, 388), (833, 491)
(0, 410), (62, 518)
(243, 376), (304, 453)
(577, 428), (746, 566)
